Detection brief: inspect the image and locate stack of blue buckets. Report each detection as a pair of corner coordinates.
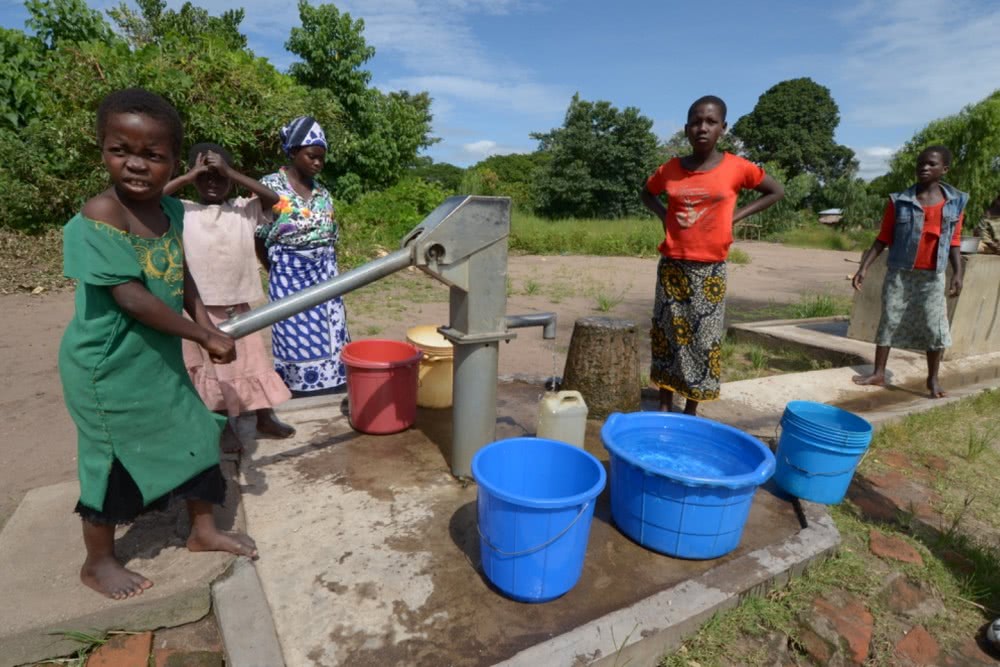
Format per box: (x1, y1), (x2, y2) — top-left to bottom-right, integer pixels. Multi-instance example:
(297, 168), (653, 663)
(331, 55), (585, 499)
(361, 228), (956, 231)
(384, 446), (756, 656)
(772, 400), (874, 504)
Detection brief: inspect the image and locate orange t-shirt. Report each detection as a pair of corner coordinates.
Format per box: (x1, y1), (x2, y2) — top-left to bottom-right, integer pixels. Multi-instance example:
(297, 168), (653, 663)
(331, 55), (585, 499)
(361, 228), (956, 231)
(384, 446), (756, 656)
(876, 200), (963, 270)
(645, 153), (766, 262)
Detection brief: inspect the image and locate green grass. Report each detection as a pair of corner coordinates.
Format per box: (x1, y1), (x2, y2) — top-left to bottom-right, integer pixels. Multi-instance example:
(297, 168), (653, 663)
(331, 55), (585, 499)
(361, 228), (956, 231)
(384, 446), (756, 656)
(730, 293), (853, 323)
(790, 293), (851, 318)
(767, 222), (877, 252)
(720, 337), (833, 382)
(865, 389), (1000, 532)
(594, 290), (625, 313)
(509, 212), (868, 258)
(660, 391), (1000, 665)
(49, 629), (110, 666)
(727, 247), (752, 265)
(509, 212), (663, 256)
(522, 279), (541, 295)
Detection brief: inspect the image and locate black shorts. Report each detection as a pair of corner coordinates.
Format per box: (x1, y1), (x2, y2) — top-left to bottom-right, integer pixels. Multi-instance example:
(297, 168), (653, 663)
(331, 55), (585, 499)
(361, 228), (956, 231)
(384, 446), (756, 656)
(75, 458), (226, 526)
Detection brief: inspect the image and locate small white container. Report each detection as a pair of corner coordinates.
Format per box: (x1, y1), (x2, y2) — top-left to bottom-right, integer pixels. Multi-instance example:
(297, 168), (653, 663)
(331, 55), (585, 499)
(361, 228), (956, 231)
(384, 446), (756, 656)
(536, 390), (589, 448)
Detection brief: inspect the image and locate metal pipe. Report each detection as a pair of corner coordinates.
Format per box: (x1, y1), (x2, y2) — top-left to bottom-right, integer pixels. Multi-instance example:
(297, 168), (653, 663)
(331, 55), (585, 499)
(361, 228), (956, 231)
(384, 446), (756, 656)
(218, 248), (413, 339)
(504, 312), (557, 340)
(450, 341), (500, 478)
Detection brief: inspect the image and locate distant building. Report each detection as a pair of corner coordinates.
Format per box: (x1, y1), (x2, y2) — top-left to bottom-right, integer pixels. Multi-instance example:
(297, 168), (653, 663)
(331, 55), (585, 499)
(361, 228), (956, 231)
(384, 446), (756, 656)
(818, 208), (843, 225)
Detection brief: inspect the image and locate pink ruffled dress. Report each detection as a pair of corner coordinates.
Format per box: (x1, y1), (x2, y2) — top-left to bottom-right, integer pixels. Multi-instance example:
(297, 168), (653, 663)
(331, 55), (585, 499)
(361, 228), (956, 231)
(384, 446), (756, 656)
(181, 198), (291, 416)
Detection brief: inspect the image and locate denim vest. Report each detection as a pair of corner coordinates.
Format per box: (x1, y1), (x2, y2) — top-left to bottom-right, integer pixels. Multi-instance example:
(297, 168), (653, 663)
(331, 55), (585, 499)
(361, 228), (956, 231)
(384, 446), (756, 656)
(887, 182), (968, 272)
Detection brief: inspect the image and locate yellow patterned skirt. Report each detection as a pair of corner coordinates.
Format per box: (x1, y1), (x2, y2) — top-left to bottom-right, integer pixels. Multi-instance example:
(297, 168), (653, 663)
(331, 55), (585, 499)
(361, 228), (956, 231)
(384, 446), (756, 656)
(650, 257), (727, 402)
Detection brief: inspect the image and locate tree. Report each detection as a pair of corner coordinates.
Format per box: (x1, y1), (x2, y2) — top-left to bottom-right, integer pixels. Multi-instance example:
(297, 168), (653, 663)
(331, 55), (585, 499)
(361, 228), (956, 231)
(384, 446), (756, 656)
(285, 1), (435, 193)
(286, 0), (373, 113)
(732, 78), (857, 181)
(409, 157), (464, 193)
(0, 28), (43, 129)
(659, 128), (742, 161)
(107, 0), (247, 51)
(24, 0), (113, 47)
(532, 94), (660, 219)
(0, 26), (329, 231)
(461, 152), (549, 211)
(882, 90), (1000, 224)
(813, 177), (884, 228)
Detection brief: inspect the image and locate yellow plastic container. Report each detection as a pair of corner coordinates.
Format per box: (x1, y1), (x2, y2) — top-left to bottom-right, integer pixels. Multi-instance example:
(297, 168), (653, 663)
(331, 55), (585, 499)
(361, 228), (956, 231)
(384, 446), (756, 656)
(536, 390), (589, 448)
(405, 325), (455, 408)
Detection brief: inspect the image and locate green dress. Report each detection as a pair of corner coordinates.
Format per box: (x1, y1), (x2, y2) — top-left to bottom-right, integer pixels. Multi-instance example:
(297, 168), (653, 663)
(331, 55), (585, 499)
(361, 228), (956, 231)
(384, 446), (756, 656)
(58, 197), (225, 512)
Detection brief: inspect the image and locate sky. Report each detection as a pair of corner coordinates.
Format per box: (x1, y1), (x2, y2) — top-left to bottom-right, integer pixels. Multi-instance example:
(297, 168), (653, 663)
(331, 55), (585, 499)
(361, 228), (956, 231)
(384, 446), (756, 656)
(3, 0), (1000, 179)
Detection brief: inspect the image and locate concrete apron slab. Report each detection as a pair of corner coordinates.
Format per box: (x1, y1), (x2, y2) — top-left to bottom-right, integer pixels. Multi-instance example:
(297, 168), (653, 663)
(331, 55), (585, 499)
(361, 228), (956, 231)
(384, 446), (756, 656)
(238, 382), (839, 667)
(0, 464), (244, 667)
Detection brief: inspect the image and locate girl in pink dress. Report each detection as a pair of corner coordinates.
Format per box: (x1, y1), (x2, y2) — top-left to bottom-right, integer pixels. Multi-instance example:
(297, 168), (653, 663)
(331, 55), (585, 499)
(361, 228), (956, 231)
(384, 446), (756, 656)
(165, 143), (295, 451)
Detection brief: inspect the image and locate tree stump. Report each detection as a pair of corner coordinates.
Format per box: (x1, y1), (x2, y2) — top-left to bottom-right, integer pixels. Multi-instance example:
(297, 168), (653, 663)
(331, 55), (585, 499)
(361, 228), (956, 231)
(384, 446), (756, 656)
(561, 317), (640, 418)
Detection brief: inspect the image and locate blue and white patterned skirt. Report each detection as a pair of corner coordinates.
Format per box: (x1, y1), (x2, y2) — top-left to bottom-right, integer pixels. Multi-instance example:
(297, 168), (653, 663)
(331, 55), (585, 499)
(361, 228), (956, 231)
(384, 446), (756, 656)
(268, 244), (350, 393)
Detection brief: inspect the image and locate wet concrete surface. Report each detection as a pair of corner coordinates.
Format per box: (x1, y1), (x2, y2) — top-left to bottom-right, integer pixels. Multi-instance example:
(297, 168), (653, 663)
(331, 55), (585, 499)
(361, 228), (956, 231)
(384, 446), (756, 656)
(244, 381), (804, 667)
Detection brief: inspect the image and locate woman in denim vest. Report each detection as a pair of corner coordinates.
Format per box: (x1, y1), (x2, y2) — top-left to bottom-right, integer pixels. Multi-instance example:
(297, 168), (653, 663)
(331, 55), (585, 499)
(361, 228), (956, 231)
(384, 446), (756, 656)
(851, 145), (968, 398)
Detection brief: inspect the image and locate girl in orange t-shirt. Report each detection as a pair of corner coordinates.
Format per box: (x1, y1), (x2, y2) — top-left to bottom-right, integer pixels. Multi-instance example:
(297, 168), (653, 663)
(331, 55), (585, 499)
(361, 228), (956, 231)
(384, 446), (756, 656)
(640, 95), (784, 415)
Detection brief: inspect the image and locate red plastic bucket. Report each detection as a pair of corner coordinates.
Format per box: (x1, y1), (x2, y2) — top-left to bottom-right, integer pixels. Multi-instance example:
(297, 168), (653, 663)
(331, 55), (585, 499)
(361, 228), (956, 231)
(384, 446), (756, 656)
(341, 340), (422, 434)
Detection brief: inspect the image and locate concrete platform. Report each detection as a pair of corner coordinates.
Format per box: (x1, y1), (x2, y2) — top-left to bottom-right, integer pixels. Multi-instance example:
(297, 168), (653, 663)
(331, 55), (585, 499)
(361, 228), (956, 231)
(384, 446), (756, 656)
(236, 383), (839, 667)
(0, 466), (244, 667)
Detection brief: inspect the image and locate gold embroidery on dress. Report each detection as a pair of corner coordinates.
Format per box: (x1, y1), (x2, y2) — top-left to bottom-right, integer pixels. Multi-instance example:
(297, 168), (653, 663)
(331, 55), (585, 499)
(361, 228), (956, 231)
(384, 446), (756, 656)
(90, 220), (184, 286)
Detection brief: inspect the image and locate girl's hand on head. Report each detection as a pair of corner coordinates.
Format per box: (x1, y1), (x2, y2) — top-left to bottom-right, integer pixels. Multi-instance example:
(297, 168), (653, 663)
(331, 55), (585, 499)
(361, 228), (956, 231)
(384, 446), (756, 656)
(202, 151), (231, 178)
(203, 329), (237, 364)
(190, 152), (210, 175)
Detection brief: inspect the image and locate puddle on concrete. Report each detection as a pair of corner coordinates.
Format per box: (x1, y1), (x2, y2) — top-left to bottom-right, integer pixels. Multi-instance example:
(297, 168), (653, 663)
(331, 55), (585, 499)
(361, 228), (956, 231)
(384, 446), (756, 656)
(835, 364), (1000, 413)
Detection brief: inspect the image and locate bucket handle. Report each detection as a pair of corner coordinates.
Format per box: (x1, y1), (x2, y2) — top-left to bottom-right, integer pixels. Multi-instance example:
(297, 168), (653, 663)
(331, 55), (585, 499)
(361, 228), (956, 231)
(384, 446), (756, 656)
(477, 501), (591, 557)
(780, 451), (870, 478)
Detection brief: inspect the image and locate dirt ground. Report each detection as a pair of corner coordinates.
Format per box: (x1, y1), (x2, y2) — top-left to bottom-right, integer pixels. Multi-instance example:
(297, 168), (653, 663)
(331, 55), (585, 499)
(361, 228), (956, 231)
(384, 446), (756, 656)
(0, 242), (858, 531)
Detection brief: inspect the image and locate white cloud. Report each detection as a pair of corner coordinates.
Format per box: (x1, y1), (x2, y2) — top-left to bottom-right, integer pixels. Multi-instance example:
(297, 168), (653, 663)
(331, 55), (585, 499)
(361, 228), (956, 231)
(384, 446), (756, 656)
(853, 145), (897, 180)
(388, 75), (568, 117)
(839, 0), (1000, 128)
(461, 139), (521, 160)
(199, 0), (564, 159)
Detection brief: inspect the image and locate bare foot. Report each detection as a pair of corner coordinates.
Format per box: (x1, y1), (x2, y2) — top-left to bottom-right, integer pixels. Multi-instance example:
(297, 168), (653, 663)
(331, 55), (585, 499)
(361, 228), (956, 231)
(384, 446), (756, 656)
(80, 555), (153, 600)
(852, 373), (886, 386)
(256, 410), (295, 439)
(187, 529), (258, 559)
(927, 378), (947, 398)
(219, 422), (243, 453)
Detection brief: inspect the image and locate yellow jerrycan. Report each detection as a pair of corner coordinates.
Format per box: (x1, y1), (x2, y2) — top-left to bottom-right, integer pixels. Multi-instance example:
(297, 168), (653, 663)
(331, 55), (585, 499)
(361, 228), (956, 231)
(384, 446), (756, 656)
(536, 390), (588, 448)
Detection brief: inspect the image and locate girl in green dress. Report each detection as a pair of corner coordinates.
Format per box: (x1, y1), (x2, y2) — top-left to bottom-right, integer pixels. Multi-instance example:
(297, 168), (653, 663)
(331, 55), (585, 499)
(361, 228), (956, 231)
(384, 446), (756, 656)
(59, 88), (257, 601)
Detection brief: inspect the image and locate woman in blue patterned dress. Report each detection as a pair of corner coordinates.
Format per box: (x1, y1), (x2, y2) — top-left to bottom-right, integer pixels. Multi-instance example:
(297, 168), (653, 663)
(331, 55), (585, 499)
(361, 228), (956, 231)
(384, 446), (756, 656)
(257, 116), (349, 395)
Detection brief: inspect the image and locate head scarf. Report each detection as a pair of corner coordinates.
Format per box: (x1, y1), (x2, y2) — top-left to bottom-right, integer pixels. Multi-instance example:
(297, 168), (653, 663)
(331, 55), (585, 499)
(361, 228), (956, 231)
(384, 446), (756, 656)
(280, 116), (327, 156)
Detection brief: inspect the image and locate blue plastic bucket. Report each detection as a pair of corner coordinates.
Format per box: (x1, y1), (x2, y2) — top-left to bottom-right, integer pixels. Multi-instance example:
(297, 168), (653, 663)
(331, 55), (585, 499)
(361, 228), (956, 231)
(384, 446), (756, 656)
(601, 412), (775, 560)
(773, 401), (873, 504)
(780, 401), (872, 448)
(472, 437), (606, 603)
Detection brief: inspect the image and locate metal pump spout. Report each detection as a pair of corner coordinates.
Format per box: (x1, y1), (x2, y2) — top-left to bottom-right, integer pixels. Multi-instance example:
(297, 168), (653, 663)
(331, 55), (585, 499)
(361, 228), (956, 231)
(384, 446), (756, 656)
(504, 312), (557, 340)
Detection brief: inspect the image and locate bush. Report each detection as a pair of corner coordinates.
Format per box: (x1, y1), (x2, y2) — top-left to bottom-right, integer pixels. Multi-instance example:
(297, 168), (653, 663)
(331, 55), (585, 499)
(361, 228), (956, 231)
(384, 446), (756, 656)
(737, 162), (817, 236)
(337, 177), (448, 267)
